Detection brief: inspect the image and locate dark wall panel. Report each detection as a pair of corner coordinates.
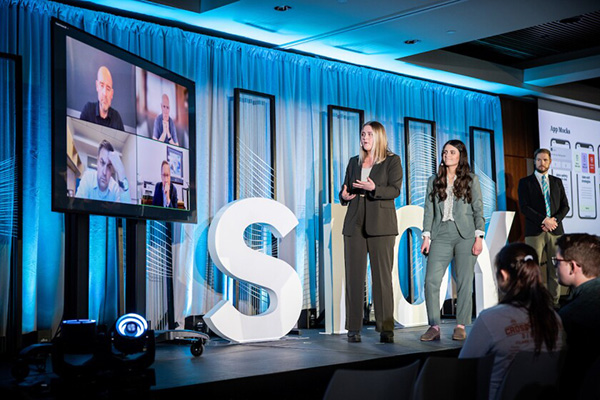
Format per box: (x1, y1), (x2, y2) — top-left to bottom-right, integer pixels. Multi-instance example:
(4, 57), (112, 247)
(501, 97), (539, 242)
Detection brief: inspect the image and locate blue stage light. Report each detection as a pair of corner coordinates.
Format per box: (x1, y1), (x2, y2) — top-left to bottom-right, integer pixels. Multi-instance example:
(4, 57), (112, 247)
(116, 313), (148, 338)
(112, 313), (153, 356)
(60, 319), (97, 354)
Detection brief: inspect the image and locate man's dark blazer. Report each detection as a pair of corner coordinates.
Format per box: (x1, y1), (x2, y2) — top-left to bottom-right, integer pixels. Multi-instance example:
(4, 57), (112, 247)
(153, 182), (178, 208)
(518, 173), (570, 237)
(339, 154), (403, 236)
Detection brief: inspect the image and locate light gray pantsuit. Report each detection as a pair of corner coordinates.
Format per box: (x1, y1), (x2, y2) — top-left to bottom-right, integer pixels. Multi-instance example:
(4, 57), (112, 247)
(422, 173), (485, 328)
(425, 221), (477, 326)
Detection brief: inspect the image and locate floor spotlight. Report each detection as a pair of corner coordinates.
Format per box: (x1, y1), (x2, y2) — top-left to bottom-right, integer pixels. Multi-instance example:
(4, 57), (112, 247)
(109, 313), (155, 371)
(113, 313), (149, 354)
(51, 319), (99, 379)
(60, 319), (97, 353)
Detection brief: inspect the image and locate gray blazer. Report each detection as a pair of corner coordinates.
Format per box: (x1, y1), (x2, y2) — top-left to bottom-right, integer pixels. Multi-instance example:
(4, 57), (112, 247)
(340, 154), (403, 236)
(423, 173), (485, 240)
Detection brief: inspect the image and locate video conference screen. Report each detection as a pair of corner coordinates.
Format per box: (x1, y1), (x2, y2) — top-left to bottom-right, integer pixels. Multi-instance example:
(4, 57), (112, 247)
(52, 19), (197, 223)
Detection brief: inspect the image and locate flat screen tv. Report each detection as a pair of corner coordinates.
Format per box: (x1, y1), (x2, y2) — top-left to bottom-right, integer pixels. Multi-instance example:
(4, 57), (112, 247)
(52, 18), (197, 223)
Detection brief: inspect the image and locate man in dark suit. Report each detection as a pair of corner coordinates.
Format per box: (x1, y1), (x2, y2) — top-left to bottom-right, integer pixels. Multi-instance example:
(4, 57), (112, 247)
(518, 148), (570, 305)
(153, 160), (178, 208)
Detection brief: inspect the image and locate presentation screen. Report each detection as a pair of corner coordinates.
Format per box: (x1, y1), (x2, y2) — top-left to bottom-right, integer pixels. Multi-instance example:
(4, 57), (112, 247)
(538, 101), (600, 235)
(52, 18), (197, 223)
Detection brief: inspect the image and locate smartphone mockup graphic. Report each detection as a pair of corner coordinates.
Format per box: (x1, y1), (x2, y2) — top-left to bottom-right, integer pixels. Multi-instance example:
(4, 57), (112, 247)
(575, 142), (597, 219)
(550, 139), (573, 218)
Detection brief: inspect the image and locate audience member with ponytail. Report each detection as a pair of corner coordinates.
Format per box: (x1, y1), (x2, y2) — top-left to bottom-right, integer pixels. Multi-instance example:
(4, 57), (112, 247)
(459, 242), (563, 400)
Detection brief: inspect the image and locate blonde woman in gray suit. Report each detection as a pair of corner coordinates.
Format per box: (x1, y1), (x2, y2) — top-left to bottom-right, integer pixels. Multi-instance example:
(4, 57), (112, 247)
(340, 121), (403, 343)
(419, 139), (485, 342)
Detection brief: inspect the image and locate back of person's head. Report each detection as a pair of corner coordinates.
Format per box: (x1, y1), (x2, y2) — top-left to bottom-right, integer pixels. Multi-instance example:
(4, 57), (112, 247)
(496, 242), (542, 302)
(496, 242), (559, 353)
(556, 233), (600, 279)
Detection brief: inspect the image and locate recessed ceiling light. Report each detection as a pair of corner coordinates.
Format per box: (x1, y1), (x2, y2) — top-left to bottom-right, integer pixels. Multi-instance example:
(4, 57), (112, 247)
(274, 5), (292, 12)
(559, 16), (581, 24)
(446, 30), (456, 35)
(404, 39), (421, 45)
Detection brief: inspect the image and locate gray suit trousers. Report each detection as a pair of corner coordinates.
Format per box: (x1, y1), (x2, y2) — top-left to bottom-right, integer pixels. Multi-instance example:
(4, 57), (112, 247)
(425, 221), (476, 326)
(525, 232), (561, 305)
(344, 197), (396, 333)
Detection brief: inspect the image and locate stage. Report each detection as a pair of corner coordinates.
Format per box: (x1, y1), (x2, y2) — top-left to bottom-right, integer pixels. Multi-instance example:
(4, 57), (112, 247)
(1, 322), (467, 399)
(154, 322), (465, 399)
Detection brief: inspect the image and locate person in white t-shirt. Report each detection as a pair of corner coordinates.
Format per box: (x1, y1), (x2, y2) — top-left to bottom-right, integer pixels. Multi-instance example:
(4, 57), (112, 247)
(75, 139), (131, 204)
(459, 242), (563, 400)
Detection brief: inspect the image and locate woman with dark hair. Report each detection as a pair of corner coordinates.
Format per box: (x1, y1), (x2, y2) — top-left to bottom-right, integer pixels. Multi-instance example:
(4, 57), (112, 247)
(340, 121), (402, 343)
(420, 140), (485, 342)
(459, 242), (563, 400)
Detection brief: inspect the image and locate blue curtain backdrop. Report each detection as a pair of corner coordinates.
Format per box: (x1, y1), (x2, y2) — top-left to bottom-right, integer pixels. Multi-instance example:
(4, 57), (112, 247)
(0, 0), (506, 333)
(0, 55), (18, 337)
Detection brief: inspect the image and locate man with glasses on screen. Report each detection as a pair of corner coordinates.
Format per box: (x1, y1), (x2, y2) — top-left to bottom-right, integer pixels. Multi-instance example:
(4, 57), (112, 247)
(153, 160), (178, 208)
(80, 66), (125, 131)
(555, 233), (600, 397)
(75, 139), (131, 203)
(153, 94), (179, 146)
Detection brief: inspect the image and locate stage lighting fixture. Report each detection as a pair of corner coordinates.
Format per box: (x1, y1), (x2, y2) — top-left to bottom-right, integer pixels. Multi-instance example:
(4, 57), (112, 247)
(13, 315), (156, 394)
(60, 319), (97, 353)
(51, 319), (99, 378)
(109, 313), (155, 372)
(112, 313), (152, 355)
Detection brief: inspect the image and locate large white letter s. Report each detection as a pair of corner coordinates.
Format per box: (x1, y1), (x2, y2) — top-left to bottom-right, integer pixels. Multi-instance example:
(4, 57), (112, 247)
(204, 198), (302, 343)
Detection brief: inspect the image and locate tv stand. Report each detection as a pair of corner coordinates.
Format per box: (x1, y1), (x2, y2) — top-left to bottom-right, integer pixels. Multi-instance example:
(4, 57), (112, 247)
(64, 213), (90, 320)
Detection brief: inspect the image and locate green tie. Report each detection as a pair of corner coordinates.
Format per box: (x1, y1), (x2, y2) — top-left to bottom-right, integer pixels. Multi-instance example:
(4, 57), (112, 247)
(542, 175), (551, 217)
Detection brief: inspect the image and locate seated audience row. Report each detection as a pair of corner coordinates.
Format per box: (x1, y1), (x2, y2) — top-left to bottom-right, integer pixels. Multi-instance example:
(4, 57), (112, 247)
(459, 233), (600, 399)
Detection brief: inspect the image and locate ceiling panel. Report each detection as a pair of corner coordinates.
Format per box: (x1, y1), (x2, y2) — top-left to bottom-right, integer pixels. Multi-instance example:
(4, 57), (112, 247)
(57, 0), (600, 107)
(445, 10), (600, 68)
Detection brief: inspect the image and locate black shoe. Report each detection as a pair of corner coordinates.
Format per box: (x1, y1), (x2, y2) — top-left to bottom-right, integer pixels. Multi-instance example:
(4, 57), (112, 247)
(347, 331), (362, 343)
(380, 331), (394, 343)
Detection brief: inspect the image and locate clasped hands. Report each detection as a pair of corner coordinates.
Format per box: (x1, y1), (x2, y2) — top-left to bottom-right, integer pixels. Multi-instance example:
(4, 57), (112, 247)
(541, 217), (558, 232)
(341, 178), (376, 201)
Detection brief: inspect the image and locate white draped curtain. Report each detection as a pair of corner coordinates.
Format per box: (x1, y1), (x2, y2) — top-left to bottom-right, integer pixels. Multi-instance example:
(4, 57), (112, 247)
(1, 0), (505, 333)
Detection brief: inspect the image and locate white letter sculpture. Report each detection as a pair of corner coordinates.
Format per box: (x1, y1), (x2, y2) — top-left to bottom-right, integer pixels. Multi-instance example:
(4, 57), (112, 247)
(322, 204), (348, 334)
(204, 198), (302, 343)
(474, 211), (515, 315)
(392, 205), (449, 327)
(323, 206), (514, 332)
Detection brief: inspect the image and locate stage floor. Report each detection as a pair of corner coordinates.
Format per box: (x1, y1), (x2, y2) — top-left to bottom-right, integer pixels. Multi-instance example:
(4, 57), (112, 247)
(152, 322), (467, 399)
(1, 321), (469, 399)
